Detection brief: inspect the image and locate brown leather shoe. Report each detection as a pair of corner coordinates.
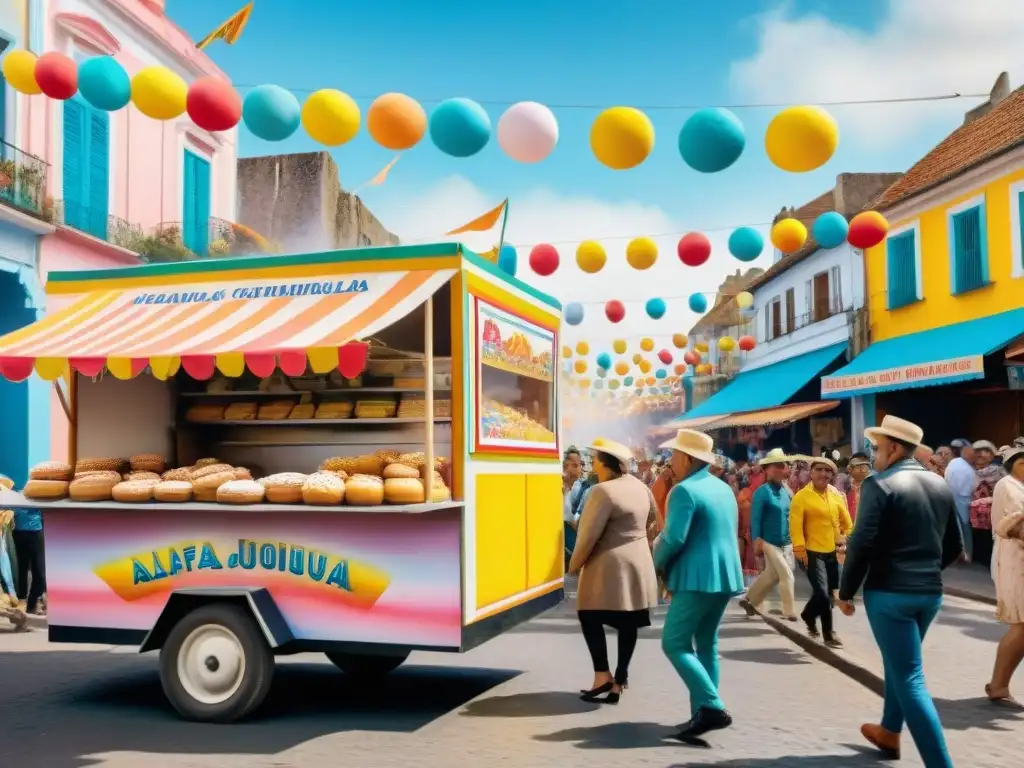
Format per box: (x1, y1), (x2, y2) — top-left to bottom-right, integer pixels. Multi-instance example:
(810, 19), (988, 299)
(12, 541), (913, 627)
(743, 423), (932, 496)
(861, 723), (900, 758)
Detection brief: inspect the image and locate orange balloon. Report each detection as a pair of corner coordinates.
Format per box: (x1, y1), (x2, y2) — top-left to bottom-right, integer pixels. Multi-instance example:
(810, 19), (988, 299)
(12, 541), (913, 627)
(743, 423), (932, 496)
(367, 93), (427, 150)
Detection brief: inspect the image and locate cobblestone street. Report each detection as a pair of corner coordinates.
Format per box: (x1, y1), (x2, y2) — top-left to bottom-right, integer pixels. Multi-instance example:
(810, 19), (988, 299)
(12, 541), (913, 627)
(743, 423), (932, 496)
(2, 593), (1022, 767)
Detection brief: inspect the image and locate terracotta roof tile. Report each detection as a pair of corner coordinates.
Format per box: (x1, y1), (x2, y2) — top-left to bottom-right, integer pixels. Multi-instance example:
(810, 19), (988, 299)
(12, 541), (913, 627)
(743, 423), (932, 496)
(875, 86), (1024, 210)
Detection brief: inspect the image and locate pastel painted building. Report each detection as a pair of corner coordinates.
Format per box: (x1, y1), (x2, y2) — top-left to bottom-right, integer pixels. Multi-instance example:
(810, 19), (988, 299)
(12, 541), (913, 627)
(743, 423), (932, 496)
(822, 75), (1024, 445)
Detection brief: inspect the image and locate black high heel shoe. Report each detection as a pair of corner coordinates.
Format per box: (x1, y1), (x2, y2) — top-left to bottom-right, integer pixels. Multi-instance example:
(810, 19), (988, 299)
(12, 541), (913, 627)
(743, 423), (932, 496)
(603, 680), (628, 705)
(580, 681), (613, 701)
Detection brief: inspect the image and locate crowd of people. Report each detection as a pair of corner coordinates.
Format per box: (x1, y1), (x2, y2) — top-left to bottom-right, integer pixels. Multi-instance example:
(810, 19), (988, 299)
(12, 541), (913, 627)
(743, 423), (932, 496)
(0, 473), (45, 630)
(561, 418), (1024, 765)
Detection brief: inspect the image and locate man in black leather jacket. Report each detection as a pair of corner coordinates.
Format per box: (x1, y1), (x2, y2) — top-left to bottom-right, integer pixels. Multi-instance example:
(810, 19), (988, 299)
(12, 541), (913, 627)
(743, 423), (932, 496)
(836, 415), (962, 767)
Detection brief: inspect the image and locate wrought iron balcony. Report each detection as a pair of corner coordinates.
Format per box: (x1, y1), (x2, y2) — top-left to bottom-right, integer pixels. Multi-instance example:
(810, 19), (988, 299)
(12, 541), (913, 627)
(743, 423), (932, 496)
(0, 141), (48, 217)
(208, 216), (277, 257)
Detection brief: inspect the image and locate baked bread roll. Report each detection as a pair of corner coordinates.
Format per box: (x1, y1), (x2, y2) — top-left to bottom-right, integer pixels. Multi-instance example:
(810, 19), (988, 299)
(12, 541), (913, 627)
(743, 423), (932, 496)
(194, 458), (221, 468)
(257, 401), (294, 420)
(259, 473), (307, 503)
(395, 452), (445, 469)
(353, 453), (384, 476)
(191, 463), (235, 479)
(69, 474), (119, 502)
(29, 461), (73, 482)
(192, 471), (236, 502)
(153, 480), (192, 503)
(320, 456), (359, 474)
(302, 472), (345, 505)
(375, 449), (401, 466)
(129, 453), (165, 473)
(233, 467), (253, 480)
(217, 480), (265, 504)
(427, 479), (452, 503)
(23, 479), (69, 500)
(125, 471), (161, 482)
(288, 403), (315, 419)
(74, 470), (122, 484)
(224, 402), (258, 420)
(384, 477), (425, 504)
(112, 481), (155, 503)
(383, 462), (419, 479)
(162, 467), (194, 482)
(75, 457), (122, 474)
(314, 401), (354, 420)
(345, 474), (384, 506)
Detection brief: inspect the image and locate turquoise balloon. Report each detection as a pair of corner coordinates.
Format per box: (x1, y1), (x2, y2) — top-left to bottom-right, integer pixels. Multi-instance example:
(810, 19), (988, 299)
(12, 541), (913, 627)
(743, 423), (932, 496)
(624, 376), (634, 386)
(813, 211), (850, 250)
(243, 85), (301, 141)
(497, 244), (518, 277)
(564, 302), (584, 326)
(78, 56), (130, 111)
(688, 293), (708, 313)
(429, 98), (491, 157)
(728, 227), (764, 262)
(596, 352), (612, 370)
(678, 108), (745, 173)
(645, 297), (666, 319)
(655, 368), (667, 379)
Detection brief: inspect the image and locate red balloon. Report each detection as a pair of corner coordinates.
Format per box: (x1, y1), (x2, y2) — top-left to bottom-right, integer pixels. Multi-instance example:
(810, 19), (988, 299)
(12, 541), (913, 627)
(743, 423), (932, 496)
(186, 76), (243, 132)
(657, 349), (673, 365)
(847, 211), (889, 250)
(677, 232), (711, 267)
(738, 335), (756, 352)
(605, 300), (626, 323)
(683, 350), (700, 366)
(528, 243), (559, 276)
(35, 52), (78, 100)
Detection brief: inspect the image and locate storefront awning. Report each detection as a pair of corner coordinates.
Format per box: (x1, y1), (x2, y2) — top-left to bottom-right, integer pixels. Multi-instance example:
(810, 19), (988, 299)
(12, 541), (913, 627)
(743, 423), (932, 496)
(0, 269), (456, 382)
(664, 342), (848, 427)
(711, 401), (840, 428)
(821, 307), (1024, 399)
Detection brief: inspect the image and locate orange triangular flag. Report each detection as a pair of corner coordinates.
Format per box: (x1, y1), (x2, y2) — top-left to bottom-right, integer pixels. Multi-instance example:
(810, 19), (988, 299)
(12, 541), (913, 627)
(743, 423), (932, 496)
(196, 2), (254, 50)
(446, 199), (507, 235)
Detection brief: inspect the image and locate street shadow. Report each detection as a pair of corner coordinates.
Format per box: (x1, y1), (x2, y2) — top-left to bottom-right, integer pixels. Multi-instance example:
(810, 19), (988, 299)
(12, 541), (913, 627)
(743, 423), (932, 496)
(461, 690), (600, 717)
(671, 744), (895, 766)
(0, 651), (518, 768)
(932, 603), (1004, 644)
(534, 720), (677, 749)
(935, 696), (1024, 732)
(718, 646), (811, 665)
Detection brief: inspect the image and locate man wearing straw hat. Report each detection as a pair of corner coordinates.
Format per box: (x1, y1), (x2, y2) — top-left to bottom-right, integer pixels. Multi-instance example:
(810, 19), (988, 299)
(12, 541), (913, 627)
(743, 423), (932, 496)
(654, 429), (744, 741)
(738, 449), (798, 621)
(837, 416), (962, 765)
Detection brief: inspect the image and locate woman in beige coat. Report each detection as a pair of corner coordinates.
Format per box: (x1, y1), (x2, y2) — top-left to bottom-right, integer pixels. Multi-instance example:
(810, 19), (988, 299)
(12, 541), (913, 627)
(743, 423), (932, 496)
(568, 438), (659, 704)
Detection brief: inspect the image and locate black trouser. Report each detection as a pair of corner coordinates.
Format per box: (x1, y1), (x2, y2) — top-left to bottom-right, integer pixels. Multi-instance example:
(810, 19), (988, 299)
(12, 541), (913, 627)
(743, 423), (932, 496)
(802, 550), (839, 636)
(13, 530), (45, 612)
(578, 613), (638, 685)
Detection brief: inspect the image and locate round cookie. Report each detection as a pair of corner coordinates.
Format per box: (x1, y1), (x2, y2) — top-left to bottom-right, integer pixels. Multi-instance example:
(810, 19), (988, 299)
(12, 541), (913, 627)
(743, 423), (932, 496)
(153, 480), (193, 503)
(259, 473), (307, 504)
(302, 472), (345, 506)
(217, 480), (265, 505)
(112, 481), (155, 503)
(130, 453), (166, 473)
(23, 479), (69, 500)
(345, 474), (384, 506)
(29, 461), (73, 482)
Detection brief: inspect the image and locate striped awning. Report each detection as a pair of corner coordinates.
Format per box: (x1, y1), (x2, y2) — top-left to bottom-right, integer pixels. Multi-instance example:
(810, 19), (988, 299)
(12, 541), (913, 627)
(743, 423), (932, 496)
(706, 401), (839, 429)
(0, 269), (455, 382)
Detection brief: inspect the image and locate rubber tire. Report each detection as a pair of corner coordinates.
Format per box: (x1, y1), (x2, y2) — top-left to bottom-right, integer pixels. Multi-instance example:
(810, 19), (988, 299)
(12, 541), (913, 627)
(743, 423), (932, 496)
(325, 650), (409, 678)
(159, 603), (275, 723)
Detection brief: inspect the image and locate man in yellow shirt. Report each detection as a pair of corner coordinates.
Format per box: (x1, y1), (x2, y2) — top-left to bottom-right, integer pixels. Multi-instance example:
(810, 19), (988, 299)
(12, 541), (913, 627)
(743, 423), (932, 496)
(790, 456), (854, 648)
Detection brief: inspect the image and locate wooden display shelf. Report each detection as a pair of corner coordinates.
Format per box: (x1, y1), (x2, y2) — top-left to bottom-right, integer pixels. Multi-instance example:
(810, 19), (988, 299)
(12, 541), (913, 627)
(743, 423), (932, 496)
(179, 387), (451, 398)
(184, 417), (452, 427)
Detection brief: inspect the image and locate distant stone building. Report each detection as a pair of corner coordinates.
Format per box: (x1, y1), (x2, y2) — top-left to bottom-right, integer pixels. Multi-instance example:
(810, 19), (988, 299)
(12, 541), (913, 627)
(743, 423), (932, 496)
(236, 152), (398, 253)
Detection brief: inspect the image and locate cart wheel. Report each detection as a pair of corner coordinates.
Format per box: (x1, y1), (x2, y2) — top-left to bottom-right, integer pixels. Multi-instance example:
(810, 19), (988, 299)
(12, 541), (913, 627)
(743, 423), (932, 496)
(159, 603), (275, 723)
(325, 651), (409, 678)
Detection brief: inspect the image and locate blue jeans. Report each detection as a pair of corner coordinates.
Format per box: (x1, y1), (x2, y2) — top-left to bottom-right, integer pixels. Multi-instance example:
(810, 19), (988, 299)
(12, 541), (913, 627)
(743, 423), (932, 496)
(661, 591), (731, 715)
(863, 590), (952, 768)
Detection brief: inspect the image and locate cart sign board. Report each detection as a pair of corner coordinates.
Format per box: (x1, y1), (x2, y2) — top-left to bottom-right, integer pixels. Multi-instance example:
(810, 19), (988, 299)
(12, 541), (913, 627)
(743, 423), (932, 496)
(43, 508), (463, 648)
(821, 355), (984, 396)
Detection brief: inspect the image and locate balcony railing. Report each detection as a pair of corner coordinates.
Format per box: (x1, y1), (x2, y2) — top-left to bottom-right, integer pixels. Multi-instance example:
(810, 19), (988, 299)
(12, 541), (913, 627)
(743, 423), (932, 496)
(0, 141), (48, 217)
(761, 303), (852, 344)
(140, 222), (201, 263)
(208, 217), (278, 257)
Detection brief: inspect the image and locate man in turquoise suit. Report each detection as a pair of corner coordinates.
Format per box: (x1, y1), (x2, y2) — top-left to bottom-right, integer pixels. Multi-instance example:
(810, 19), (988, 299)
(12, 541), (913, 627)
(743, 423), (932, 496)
(655, 429), (745, 741)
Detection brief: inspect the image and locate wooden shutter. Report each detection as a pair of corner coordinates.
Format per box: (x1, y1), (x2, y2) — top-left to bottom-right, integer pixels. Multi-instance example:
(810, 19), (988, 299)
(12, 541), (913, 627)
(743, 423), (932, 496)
(952, 206), (984, 293)
(62, 99), (87, 230)
(786, 288), (796, 332)
(183, 151), (212, 256)
(87, 108), (109, 240)
(830, 265), (842, 311)
(886, 231), (917, 309)
(1019, 191), (1024, 272)
(182, 151), (196, 253)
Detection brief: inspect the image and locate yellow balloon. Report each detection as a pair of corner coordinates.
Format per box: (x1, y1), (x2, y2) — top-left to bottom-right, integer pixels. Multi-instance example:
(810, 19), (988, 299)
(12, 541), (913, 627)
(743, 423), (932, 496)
(632, 353), (642, 365)
(579, 378), (591, 389)
(614, 361), (629, 376)
(612, 339), (627, 355)
(696, 341), (709, 353)
(609, 379), (621, 391)
(562, 345), (573, 358)
(771, 217), (808, 254)
(574, 359), (587, 374)
(718, 336), (736, 352)
(736, 291), (754, 309)
(626, 237), (658, 270)
(576, 240), (607, 273)
(576, 341), (589, 356)
(2, 50), (41, 95)
(640, 337), (654, 352)
(302, 89), (361, 146)
(672, 333), (688, 349)
(131, 66), (187, 120)
(639, 360), (653, 374)
(590, 106), (655, 170)
(765, 106), (839, 173)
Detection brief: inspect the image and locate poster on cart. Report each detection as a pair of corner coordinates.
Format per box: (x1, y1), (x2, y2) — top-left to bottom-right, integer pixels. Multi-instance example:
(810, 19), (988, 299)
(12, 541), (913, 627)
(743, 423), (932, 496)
(473, 297), (558, 456)
(44, 508), (463, 648)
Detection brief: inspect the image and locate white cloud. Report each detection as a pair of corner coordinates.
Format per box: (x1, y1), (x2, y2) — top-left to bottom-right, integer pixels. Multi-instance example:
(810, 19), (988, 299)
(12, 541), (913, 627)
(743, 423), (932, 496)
(372, 176), (772, 356)
(730, 0), (1024, 147)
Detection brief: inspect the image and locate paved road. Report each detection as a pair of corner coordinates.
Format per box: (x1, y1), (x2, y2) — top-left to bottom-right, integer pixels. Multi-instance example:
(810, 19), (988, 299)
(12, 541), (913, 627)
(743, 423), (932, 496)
(1, 595), (1020, 767)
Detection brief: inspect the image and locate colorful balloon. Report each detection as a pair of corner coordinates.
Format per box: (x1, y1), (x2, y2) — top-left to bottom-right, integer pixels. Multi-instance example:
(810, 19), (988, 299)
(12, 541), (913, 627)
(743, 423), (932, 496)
(640, 338), (655, 352)
(576, 341), (590, 356)
(624, 376), (634, 387)
(677, 232), (711, 267)
(608, 379), (621, 391)
(718, 336), (736, 352)
(626, 236), (658, 270)
(78, 56), (130, 111)
(596, 367), (607, 379)
(765, 106), (839, 173)
(655, 368), (667, 380)
(186, 76), (242, 132)
(612, 339), (627, 355)
(728, 226), (764, 262)
(590, 106), (654, 170)
(2, 49), (41, 95)
(657, 349), (673, 365)
(738, 335), (756, 352)
(614, 361), (629, 376)
(688, 293), (708, 313)
(497, 101), (558, 163)
(672, 333), (688, 349)
(771, 217), (808, 254)
(735, 291), (754, 309)
(639, 360), (653, 374)
(576, 240), (606, 273)
(302, 89), (360, 146)
(645, 297), (666, 320)
(605, 300), (626, 323)
(131, 66), (187, 120)
(674, 364), (686, 375)
(596, 352), (612, 370)
(497, 244), (518, 277)
(812, 211), (849, 250)
(574, 359), (587, 374)
(564, 302), (584, 326)
(429, 98), (491, 157)
(632, 353), (642, 365)
(367, 93), (426, 150)
(243, 84), (301, 141)
(529, 244), (559, 276)
(695, 341), (709, 354)
(683, 350), (700, 366)
(848, 211), (890, 249)
(678, 107), (745, 173)
(561, 345), (572, 358)
(34, 52), (77, 100)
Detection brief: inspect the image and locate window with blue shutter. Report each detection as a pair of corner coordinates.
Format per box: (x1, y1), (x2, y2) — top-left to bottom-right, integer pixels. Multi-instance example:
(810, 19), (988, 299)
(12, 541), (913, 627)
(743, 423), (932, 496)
(1018, 191), (1024, 272)
(950, 203), (987, 294)
(886, 230), (918, 309)
(61, 96), (109, 239)
(182, 150), (211, 256)
(87, 109), (110, 240)
(0, 71), (7, 145)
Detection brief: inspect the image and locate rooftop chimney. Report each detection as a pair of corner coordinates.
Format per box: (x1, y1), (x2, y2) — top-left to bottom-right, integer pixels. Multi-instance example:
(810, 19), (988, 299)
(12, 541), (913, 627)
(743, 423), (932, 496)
(963, 72), (1011, 125)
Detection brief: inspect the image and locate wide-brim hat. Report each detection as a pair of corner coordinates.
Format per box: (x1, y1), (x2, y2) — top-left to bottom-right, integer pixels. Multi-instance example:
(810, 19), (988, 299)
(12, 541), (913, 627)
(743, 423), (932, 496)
(659, 428), (718, 464)
(865, 415), (924, 447)
(758, 448), (791, 466)
(973, 439), (997, 453)
(587, 438), (634, 469)
(809, 456), (838, 472)
(1001, 445), (1024, 470)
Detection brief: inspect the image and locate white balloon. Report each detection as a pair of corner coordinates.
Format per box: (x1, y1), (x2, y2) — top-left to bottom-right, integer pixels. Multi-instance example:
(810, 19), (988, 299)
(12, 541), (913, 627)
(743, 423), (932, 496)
(497, 101), (558, 163)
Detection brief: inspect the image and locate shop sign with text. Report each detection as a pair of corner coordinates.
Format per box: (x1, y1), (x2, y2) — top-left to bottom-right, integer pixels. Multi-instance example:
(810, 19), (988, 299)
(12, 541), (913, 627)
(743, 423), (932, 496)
(822, 355), (984, 396)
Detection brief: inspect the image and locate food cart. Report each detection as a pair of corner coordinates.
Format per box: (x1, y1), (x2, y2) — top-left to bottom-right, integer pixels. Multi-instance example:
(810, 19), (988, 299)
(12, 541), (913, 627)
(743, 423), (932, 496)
(0, 242), (564, 722)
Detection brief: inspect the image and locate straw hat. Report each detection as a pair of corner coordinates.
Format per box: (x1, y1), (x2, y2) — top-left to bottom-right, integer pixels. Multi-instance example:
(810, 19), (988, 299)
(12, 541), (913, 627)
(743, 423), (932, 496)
(587, 438), (634, 469)
(864, 415), (924, 447)
(810, 456), (838, 472)
(1002, 444), (1024, 470)
(972, 439), (997, 453)
(758, 448), (791, 466)
(659, 429), (718, 464)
